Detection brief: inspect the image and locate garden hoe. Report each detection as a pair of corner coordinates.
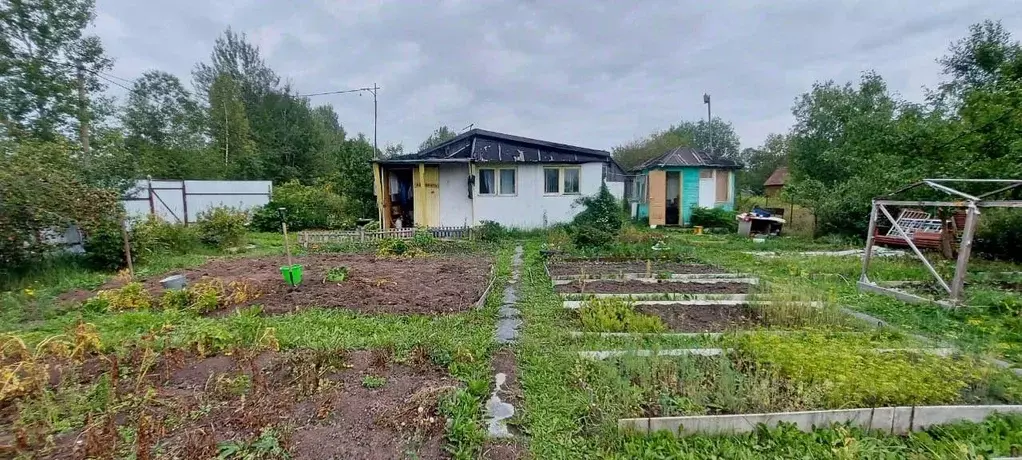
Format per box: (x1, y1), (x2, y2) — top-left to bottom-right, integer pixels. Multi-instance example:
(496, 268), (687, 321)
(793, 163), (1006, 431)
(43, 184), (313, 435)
(278, 207), (303, 287)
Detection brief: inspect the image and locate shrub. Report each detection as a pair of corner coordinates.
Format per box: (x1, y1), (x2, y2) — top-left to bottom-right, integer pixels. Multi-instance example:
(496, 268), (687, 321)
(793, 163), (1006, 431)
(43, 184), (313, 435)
(690, 207), (737, 231)
(159, 289), (190, 310)
(571, 183), (623, 249)
(84, 219), (132, 271)
(578, 298), (666, 333)
(131, 215), (199, 259)
(89, 282), (153, 311)
(411, 228), (437, 248)
(975, 209), (1022, 262)
(377, 238), (409, 256)
(196, 206), (248, 249)
(475, 221), (505, 242)
(250, 180), (352, 232)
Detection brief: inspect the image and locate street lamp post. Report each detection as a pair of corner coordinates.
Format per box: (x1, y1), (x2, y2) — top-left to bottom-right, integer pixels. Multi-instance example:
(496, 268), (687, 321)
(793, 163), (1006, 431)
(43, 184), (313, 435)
(703, 93), (713, 156)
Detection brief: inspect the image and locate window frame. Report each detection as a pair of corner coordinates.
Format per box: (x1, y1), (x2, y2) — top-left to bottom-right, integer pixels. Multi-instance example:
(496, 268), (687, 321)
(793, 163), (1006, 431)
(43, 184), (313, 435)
(478, 167), (517, 196)
(543, 165), (583, 195)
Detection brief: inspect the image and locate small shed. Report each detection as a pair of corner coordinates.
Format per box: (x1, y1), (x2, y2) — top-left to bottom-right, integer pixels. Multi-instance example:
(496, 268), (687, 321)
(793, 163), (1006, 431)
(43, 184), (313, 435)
(764, 167), (789, 197)
(630, 147), (741, 226)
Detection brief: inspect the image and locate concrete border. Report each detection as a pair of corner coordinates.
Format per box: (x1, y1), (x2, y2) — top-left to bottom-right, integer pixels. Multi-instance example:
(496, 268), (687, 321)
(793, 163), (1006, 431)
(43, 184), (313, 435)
(619, 405), (1022, 436)
(578, 347), (956, 360)
(561, 293), (758, 301)
(553, 277), (760, 286)
(550, 272), (752, 282)
(568, 330), (874, 339)
(562, 299), (823, 309)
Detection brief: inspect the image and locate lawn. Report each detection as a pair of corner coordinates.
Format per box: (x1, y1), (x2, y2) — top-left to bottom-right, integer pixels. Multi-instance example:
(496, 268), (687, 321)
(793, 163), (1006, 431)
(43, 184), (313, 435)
(4, 228), (1022, 459)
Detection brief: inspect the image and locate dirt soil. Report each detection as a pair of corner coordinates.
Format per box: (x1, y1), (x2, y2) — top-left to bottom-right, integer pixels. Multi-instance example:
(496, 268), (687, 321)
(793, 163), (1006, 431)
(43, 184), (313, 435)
(72, 254), (494, 316)
(635, 304), (765, 332)
(18, 349), (457, 460)
(555, 280), (751, 294)
(547, 261), (721, 276)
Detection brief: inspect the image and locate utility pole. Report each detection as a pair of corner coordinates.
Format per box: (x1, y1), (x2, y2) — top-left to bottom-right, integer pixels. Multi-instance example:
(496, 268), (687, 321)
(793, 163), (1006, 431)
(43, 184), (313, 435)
(703, 93), (713, 156)
(372, 83), (379, 159)
(77, 65), (91, 163)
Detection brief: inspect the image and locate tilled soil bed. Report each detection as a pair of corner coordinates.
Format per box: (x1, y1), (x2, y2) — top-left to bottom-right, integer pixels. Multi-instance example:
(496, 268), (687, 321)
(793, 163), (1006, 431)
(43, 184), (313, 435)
(634, 304), (766, 332)
(77, 254), (494, 316)
(547, 260), (722, 276)
(555, 280), (751, 294)
(18, 349), (457, 460)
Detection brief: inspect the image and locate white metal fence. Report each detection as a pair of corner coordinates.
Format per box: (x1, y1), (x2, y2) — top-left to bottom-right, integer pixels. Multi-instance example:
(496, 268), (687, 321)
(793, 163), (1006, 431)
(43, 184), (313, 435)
(121, 179), (272, 225)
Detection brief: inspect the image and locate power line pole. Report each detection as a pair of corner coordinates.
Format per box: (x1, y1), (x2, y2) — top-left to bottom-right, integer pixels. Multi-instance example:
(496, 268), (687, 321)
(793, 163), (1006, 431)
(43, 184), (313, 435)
(372, 83), (379, 159)
(703, 93), (713, 156)
(224, 104), (229, 165)
(77, 65), (91, 163)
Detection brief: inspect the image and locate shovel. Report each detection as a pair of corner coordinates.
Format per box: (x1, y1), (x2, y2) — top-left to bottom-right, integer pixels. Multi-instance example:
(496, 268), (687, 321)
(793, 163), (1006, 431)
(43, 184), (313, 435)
(278, 207), (303, 287)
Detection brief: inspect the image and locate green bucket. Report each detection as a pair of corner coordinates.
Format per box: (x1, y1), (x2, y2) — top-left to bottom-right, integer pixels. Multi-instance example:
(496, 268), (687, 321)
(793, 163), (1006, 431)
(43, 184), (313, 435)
(281, 264), (303, 287)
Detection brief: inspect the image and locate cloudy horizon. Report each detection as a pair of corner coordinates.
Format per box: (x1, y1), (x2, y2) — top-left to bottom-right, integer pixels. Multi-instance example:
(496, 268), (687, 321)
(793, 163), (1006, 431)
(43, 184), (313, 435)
(91, 1), (1022, 152)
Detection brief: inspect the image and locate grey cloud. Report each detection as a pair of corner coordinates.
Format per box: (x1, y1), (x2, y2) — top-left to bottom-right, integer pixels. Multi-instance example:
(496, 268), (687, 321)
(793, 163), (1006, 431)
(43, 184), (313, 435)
(92, 0), (1022, 152)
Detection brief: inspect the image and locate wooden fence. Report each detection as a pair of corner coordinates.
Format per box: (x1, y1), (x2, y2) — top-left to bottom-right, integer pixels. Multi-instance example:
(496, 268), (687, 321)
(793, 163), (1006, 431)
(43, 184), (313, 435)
(298, 226), (473, 248)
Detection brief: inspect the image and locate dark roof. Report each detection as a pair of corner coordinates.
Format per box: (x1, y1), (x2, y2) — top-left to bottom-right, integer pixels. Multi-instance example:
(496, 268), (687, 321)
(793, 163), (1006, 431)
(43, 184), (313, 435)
(374, 129), (609, 165)
(633, 146), (742, 171)
(764, 167), (789, 187)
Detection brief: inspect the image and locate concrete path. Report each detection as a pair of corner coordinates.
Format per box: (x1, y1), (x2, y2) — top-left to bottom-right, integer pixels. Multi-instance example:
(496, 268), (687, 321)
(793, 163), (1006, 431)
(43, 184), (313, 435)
(485, 245), (524, 441)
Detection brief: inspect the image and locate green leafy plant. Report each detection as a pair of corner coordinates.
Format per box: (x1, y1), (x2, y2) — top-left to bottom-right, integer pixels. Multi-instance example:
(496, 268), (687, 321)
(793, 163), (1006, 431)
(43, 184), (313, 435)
(690, 206), (737, 231)
(377, 238), (408, 256)
(476, 221), (505, 242)
(411, 228), (437, 248)
(90, 282), (153, 311)
(83, 218), (133, 271)
(323, 266), (348, 283)
(250, 180), (352, 232)
(159, 289), (190, 310)
(577, 298), (666, 333)
(571, 183), (623, 250)
(361, 375), (386, 389)
(217, 427), (290, 459)
(196, 206), (248, 249)
(131, 214), (199, 259)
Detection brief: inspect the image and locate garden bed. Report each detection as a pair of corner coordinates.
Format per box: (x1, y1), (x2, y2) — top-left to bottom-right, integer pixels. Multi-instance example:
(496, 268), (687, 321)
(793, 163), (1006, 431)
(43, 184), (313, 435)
(73, 254), (494, 316)
(547, 261), (721, 277)
(9, 348), (458, 459)
(556, 280), (751, 295)
(634, 304), (766, 332)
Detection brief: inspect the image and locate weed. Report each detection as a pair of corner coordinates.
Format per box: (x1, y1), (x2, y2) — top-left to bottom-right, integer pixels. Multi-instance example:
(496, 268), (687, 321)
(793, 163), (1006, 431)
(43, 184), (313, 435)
(323, 266), (349, 283)
(361, 375), (386, 389)
(577, 298), (666, 333)
(217, 426), (291, 459)
(92, 282), (153, 311)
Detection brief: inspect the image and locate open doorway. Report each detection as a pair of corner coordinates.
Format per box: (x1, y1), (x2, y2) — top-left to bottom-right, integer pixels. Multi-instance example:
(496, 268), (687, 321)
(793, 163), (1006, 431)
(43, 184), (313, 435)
(387, 169), (414, 228)
(666, 171), (682, 225)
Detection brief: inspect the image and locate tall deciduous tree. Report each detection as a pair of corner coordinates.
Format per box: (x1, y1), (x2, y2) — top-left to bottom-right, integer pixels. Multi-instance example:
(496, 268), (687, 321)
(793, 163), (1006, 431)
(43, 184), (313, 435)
(122, 71), (209, 179)
(209, 74), (259, 179)
(0, 0), (112, 140)
(418, 125), (457, 152)
(192, 28), (279, 103)
(612, 118), (741, 170)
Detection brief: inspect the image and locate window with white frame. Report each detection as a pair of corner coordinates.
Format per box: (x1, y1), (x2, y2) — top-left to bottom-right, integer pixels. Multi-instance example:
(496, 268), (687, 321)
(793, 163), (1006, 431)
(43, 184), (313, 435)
(479, 167), (516, 195)
(543, 166), (582, 195)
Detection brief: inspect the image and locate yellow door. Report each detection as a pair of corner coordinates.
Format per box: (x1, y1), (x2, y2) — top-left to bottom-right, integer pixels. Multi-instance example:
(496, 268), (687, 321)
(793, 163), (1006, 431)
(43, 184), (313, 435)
(648, 170), (666, 226)
(413, 164), (440, 227)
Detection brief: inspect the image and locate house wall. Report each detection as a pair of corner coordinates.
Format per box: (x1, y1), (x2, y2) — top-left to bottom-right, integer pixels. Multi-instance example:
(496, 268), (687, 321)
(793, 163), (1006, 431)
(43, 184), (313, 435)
(472, 162), (604, 228)
(438, 164), (473, 226)
(633, 167), (737, 225)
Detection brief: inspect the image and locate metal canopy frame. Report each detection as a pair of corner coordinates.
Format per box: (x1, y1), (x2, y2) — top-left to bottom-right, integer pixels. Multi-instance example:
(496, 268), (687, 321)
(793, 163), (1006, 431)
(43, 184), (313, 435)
(859, 179), (1022, 307)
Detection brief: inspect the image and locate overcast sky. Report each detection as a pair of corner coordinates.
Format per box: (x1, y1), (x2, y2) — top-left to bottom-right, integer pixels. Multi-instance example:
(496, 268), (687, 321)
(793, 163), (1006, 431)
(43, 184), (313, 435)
(91, 1), (1022, 152)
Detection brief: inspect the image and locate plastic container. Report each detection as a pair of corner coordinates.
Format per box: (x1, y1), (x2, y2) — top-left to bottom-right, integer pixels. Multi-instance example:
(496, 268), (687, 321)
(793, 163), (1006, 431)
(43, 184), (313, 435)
(281, 264), (304, 286)
(160, 274), (187, 290)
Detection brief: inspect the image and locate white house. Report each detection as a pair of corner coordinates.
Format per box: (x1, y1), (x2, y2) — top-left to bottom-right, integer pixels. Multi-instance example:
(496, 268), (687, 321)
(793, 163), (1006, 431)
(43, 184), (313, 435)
(372, 129), (626, 229)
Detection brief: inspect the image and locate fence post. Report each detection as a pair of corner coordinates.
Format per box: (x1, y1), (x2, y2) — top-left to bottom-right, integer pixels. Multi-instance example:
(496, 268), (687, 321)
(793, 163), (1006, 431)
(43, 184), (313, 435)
(359, 227), (365, 244)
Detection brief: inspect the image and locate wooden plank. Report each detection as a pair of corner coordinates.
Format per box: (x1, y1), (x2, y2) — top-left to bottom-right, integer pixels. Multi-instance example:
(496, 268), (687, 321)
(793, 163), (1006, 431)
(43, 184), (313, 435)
(648, 170), (667, 226)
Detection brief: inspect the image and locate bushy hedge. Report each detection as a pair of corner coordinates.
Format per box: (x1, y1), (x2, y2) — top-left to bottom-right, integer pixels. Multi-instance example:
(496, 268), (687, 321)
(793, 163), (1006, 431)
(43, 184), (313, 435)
(251, 180), (351, 232)
(691, 206), (737, 231)
(975, 209), (1022, 262)
(196, 206), (248, 249)
(131, 215), (200, 260)
(571, 183), (623, 250)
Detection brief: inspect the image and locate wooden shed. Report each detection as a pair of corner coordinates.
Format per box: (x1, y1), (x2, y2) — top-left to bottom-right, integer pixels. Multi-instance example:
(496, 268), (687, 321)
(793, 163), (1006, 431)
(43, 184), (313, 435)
(764, 167), (789, 197)
(631, 147), (741, 226)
